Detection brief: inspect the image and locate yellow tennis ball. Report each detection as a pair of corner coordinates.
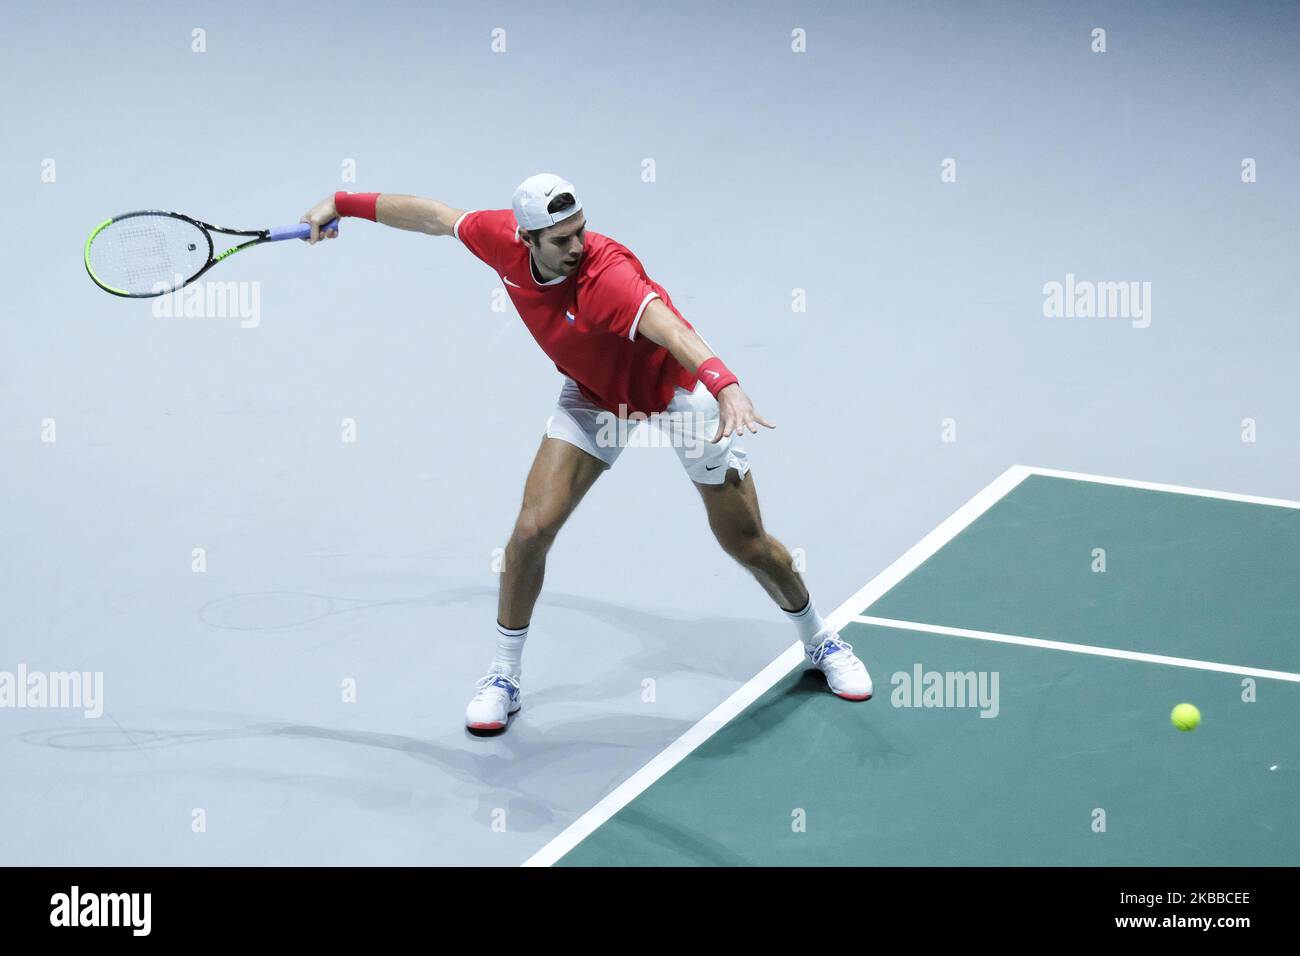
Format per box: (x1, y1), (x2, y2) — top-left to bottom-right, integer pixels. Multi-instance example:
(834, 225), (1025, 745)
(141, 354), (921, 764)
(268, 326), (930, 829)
(1171, 703), (1201, 731)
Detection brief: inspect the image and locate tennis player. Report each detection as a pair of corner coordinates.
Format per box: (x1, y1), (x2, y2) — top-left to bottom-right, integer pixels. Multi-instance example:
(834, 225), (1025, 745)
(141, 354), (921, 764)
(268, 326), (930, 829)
(300, 174), (872, 732)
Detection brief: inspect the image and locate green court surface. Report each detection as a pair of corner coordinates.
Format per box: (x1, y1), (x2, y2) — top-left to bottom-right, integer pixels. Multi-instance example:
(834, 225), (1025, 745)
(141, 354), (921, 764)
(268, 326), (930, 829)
(542, 469), (1300, 866)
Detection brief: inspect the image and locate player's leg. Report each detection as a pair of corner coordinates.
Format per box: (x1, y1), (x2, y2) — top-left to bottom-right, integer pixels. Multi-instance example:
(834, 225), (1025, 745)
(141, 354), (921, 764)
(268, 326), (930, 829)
(467, 379), (623, 732)
(662, 380), (801, 607)
(693, 468), (872, 700)
(467, 437), (607, 732)
(693, 467), (807, 611)
(661, 380), (871, 700)
(499, 435), (607, 630)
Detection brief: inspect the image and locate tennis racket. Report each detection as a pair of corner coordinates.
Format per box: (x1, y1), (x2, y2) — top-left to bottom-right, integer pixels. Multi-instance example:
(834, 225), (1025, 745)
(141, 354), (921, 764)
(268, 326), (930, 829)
(84, 210), (339, 298)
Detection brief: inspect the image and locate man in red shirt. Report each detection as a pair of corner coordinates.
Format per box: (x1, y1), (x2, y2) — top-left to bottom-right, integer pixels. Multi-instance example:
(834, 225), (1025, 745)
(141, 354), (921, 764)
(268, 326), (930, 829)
(301, 174), (872, 733)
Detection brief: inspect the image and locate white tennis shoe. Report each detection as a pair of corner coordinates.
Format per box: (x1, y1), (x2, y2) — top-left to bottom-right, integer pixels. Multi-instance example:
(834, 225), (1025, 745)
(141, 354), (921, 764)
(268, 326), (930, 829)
(807, 632), (873, 701)
(465, 672), (522, 731)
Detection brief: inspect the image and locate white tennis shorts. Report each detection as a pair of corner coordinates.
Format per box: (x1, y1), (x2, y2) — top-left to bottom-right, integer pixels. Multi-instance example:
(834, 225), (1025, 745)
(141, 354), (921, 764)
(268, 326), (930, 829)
(544, 377), (750, 485)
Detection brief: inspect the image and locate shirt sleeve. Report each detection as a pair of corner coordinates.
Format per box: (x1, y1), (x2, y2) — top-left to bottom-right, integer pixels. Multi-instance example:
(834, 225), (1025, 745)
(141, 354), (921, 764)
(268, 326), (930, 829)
(454, 209), (517, 271)
(586, 255), (663, 341)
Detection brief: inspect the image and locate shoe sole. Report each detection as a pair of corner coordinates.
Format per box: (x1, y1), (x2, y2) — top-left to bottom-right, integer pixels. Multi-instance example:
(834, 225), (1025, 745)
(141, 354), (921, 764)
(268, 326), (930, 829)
(467, 705), (522, 733)
(834, 691), (873, 701)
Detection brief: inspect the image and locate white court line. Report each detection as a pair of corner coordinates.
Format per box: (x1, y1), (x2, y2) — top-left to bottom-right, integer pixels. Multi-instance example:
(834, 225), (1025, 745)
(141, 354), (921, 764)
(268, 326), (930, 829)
(522, 463), (1033, 867)
(1021, 466), (1300, 510)
(522, 464), (1298, 866)
(851, 616), (1300, 684)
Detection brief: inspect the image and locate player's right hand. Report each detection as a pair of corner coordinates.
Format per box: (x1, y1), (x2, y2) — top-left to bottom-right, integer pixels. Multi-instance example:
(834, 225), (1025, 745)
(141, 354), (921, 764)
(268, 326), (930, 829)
(300, 196), (339, 244)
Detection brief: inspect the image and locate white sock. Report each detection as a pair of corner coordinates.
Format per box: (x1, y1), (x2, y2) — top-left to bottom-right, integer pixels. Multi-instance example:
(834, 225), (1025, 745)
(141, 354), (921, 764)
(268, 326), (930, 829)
(783, 597), (828, 650)
(491, 622), (528, 678)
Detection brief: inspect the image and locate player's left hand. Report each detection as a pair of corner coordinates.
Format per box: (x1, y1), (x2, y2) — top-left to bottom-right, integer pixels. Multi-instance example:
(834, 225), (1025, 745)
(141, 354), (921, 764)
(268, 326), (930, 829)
(713, 384), (775, 443)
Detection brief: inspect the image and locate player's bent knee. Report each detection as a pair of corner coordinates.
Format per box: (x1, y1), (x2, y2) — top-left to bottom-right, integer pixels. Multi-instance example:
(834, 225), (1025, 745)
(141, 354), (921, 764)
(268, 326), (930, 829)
(511, 510), (564, 552)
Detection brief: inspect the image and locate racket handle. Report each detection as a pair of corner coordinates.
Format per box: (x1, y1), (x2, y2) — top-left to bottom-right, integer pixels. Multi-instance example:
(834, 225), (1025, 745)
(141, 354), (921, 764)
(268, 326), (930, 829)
(270, 218), (340, 242)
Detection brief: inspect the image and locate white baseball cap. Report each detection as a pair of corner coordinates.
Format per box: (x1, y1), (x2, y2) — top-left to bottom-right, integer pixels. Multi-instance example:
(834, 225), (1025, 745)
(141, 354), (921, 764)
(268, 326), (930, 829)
(512, 173), (582, 231)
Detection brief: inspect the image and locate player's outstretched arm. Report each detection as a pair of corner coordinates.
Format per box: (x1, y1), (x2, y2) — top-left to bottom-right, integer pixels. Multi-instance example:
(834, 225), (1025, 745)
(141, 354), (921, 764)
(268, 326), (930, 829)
(299, 192), (467, 243)
(636, 299), (775, 443)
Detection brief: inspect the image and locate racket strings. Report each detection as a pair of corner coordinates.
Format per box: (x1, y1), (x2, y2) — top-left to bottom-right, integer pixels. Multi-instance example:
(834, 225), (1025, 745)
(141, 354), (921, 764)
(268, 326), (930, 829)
(88, 216), (209, 295)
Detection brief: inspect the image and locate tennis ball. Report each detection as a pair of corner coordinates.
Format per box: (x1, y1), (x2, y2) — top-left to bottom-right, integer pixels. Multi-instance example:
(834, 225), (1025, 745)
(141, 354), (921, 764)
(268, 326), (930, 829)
(1171, 703), (1201, 732)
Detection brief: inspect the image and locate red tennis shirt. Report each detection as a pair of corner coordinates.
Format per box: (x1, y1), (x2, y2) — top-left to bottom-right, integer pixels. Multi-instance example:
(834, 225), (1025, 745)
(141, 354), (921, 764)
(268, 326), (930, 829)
(454, 209), (698, 415)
